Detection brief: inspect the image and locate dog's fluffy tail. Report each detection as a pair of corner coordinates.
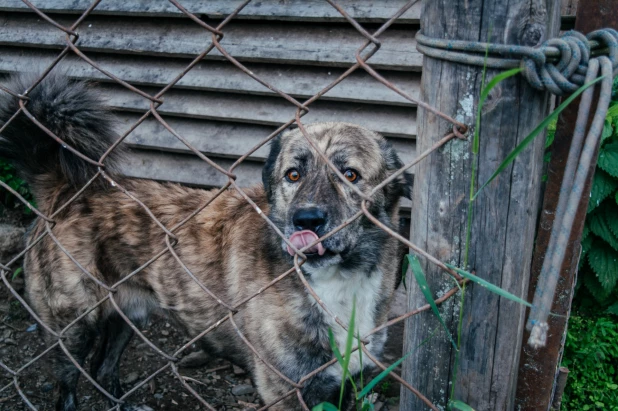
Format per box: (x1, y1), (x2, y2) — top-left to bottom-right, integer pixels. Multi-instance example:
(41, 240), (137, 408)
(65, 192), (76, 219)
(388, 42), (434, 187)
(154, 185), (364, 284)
(0, 74), (123, 202)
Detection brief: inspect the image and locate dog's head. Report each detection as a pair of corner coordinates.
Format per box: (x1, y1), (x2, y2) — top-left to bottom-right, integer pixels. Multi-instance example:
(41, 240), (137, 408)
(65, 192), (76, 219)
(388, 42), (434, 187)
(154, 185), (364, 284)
(262, 122), (413, 271)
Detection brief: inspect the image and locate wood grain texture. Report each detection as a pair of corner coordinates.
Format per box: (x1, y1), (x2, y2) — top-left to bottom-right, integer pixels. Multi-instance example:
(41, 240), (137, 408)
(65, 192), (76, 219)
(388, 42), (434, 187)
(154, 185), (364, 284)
(515, 1), (616, 408)
(97, 84), (417, 138)
(0, 47), (420, 107)
(0, 13), (421, 70)
(400, 1), (561, 410)
(120, 149), (413, 212)
(0, 0), (421, 23)
(115, 113), (417, 163)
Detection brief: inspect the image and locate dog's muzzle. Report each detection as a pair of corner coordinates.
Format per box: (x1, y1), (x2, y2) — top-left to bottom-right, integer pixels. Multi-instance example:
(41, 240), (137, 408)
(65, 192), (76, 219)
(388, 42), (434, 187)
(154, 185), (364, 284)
(287, 208), (327, 256)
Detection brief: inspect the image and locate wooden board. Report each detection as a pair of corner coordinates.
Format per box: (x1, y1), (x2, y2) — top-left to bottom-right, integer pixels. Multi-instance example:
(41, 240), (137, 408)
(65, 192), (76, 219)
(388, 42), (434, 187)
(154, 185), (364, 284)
(400, 1), (561, 410)
(99, 84), (417, 139)
(0, 13), (420, 71)
(117, 113), (417, 164)
(0, 48), (420, 107)
(121, 149), (413, 211)
(560, 0), (579, 27)
(0, 0), (421, 23)
(121, 149), (263, 189)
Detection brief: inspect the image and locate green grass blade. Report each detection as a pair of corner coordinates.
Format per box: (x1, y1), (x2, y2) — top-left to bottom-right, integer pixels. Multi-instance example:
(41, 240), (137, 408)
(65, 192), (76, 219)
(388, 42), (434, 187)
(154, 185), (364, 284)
(450, 400), (476, 411)
(356, 353), (409, 400)
(357, 331), (364, 390)
(409, 255), (458, 350)
(472, 76), (606, 201)
(11, 267), (23, 281)
(339, 297), (357, 409)
(480, 68), (522, 106)
(329, 328), (345, 367)
(445, 264), (532, 307)
(357, 326), (439, 400)
(312, 402), (339, 411)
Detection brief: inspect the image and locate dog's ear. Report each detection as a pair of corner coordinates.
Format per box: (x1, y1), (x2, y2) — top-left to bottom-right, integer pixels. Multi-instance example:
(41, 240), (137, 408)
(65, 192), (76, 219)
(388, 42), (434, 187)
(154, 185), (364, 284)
(379, 139), (413, 207)
(262, 133), (282, 200)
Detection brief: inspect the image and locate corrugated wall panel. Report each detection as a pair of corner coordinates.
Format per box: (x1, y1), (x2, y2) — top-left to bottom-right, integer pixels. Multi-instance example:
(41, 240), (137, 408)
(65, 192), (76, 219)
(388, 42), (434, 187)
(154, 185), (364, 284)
(0, 13), (421, 70)
(0, 0), (422, 23)
(0, 3), (421, 203)
(0, 2), (577, 211)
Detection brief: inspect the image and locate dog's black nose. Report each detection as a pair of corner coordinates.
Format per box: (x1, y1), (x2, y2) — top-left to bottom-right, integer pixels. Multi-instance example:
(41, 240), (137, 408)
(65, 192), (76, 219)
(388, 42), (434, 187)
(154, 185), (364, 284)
(293, 208), (327, 233)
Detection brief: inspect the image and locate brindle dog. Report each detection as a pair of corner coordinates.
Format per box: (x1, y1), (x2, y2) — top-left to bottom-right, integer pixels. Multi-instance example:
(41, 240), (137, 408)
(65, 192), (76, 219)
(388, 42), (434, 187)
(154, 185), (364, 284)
(0, 75), (412, 410)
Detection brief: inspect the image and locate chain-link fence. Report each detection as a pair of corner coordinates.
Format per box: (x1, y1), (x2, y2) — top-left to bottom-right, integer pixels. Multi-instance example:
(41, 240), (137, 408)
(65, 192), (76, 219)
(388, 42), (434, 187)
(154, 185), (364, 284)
(0, 1), (470, 409)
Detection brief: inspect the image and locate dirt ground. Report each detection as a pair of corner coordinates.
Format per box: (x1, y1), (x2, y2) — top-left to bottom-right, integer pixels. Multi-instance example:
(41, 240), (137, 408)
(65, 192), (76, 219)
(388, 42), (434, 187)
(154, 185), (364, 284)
(0, 208), (404, 410)
(0, 271), (403, 411)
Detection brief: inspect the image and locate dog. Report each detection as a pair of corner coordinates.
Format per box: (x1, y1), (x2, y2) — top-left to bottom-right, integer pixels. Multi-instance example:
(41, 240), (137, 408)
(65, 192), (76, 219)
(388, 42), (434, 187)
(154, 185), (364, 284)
(0, 74), (412, 410)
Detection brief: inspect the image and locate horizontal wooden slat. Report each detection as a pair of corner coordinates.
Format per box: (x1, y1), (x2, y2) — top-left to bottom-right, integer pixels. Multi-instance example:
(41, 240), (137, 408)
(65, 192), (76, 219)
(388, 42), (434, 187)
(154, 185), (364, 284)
(121, 149), (413, 211)
(0, 0), (421, 23)
(0, 13), (420, 71)
(116, 113), (417, 163)
(122, 149), (262, 189)
(0, 48), (420, 107)
(101, 85), (417, 138)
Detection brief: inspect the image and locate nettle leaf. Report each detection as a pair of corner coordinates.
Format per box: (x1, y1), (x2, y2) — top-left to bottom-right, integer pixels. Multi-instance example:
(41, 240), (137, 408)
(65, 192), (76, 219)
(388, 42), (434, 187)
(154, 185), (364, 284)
(588, 169), (618, 213)
(607, 301), (618, 316)
(589, 208), (618, 251)
(608, 104), (618, 118)
(583, 269), (613, 303)
(582, 224), (590, 241)
(598, 142), (618, 178)
(606, 205), (618, 240)
(601, 119), (613, 143)
(587, 242), (618, 293)
(581, 231), (594, 257)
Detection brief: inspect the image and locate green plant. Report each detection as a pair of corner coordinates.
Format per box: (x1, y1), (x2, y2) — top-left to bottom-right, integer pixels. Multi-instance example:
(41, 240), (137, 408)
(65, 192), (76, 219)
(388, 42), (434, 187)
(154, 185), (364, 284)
(313, 298), (438, 411)
(561, 315), (618, 410)
(573, 76), (618, 315)
(0, 158), (34, 214)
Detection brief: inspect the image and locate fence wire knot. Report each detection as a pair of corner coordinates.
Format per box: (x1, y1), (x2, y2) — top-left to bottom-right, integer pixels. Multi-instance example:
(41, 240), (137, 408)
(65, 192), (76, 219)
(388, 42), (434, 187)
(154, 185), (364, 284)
(521, 29), (618, 95)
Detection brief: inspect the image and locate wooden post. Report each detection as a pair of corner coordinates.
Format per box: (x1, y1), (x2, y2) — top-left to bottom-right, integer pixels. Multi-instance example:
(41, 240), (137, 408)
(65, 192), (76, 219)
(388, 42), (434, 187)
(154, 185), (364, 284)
(401, 1), (561, 410)
(515, 1), (618, 409)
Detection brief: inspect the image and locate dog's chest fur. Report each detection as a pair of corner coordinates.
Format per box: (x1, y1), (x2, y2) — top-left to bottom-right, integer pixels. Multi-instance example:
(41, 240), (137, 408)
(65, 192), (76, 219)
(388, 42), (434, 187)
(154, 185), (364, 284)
(306, 264), (384, 377)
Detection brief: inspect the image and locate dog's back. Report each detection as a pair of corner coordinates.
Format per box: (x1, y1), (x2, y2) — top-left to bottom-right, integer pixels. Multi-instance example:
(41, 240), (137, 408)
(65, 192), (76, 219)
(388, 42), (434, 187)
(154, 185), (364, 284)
(0, 75), (266, 410)
(1, 75), (402, 411)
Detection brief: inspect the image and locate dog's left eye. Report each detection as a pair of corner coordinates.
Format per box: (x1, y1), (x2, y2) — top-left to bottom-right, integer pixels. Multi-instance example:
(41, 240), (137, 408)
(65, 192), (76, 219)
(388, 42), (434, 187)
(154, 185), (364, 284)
(343, 169), (360, 183)
(286, 168), (301, 183)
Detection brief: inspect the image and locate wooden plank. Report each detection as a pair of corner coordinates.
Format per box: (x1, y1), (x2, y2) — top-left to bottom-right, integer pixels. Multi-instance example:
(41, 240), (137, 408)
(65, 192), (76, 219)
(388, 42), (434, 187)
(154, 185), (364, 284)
(0, 13), (420, 71)
(100, 84), (417, 138)
(0, 47), (421, 107)
(561, 0), (578, 16)
(0, 0), (421, 23)
(121, 149), (263, 189)
(515, 2), (615, 409)
(116, 113), (417, 164)
(121, 149), (413, 211)
(400, 1), (561, 410)
(560, 0), (578, 28)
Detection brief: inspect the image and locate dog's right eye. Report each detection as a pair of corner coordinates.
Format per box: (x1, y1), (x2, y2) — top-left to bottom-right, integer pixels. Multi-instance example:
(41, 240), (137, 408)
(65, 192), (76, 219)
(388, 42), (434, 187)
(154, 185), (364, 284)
(286, 169), (301, 183)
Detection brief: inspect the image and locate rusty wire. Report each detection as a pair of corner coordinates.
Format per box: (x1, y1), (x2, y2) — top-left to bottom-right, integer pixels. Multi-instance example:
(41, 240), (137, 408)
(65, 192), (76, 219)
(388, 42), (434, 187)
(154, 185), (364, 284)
(0, 0), (470, 409)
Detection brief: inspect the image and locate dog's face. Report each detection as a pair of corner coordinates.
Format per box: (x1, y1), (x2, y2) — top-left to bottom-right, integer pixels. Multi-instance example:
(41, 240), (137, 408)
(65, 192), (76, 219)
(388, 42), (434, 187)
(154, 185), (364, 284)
(262, 122), (412, 270)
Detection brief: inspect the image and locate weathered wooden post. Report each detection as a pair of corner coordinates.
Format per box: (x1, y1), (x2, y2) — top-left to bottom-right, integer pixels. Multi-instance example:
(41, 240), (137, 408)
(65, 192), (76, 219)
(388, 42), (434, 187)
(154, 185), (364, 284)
(401, 1), (561, 410)
(515, 1), (618, 409)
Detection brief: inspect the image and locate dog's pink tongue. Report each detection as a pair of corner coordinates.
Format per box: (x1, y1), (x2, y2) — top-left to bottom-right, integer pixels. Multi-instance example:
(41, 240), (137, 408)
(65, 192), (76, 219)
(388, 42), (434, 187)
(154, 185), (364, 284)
(287, 230), (326, 256)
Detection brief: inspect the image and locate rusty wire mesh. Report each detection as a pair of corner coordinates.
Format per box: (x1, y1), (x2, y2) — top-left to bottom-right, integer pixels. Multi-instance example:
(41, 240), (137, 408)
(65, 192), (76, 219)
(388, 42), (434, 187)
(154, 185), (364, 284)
(0, 0), (471, 409)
